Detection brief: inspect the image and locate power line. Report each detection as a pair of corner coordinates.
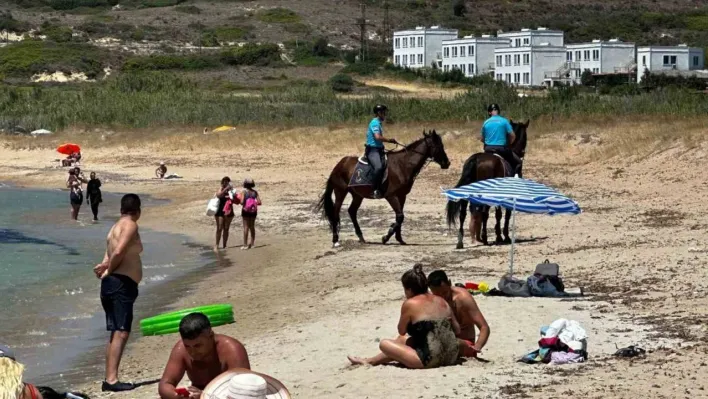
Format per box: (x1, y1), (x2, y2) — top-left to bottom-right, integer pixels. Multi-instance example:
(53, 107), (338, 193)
(355, 2), (369, 62)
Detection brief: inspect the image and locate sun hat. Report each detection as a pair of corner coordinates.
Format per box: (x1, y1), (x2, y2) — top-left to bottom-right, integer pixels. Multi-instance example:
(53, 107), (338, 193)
(160, 161), (165, 165)
(243, 178), (255, 186)
(201, 369), (290, 399)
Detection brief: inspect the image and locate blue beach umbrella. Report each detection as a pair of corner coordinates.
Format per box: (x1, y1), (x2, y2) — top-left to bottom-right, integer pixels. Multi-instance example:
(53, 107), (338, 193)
(442, 176), (581, 275)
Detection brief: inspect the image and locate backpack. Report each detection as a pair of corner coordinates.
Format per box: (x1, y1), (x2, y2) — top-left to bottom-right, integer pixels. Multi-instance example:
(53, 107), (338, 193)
(243, 190), (258, 213)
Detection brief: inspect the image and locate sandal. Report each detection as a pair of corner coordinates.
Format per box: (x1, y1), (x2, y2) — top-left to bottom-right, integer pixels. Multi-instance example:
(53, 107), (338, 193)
(613, 345), (646, 358)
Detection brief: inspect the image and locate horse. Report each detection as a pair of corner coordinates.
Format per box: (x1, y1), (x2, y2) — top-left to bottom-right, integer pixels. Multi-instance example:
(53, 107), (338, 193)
(445, 120), (529, 249)
(317, 130), (450, 248)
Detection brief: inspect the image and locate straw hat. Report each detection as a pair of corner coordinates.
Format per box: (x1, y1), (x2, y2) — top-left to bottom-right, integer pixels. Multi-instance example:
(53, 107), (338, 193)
(201, 369), (290, 399)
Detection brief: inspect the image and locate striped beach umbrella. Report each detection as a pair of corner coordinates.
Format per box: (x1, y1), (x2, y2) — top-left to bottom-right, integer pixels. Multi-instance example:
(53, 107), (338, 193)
(443, 176), (581, 275)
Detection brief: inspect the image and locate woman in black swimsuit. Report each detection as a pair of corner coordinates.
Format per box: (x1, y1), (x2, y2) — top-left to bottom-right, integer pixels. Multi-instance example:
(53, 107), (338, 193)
(67, 168), (86, 221)
(213, 176), (235, 250)
(348, 264), (461, 369)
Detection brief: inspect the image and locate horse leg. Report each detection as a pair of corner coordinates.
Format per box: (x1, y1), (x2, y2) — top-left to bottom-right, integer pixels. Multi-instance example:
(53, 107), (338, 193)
(503, 208), (512, 244)
(348, 195), (365, 243)
(456, 200), (468, 249)
(332, 188), (347, 248)
(382, 196), (403, 245)
(481, 206), (490, 246)
(495, 206), (504, 245)
(394, 194), (407, 245)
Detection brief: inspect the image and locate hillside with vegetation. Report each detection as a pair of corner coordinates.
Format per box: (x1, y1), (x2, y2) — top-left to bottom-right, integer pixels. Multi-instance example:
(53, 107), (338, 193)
(1, 0), (708, 132)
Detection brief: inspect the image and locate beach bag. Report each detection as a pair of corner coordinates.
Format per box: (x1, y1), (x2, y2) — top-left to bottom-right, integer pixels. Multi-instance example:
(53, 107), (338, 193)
(497, 274), (530, 297)
(206, 197), (219, 216)
(535, 259), (559, 276)
(243, 191), (258, 213)
(527, 275), (562, 297)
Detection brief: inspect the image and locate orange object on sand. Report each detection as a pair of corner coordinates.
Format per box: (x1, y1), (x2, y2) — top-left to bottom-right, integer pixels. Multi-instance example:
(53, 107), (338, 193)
(57, 143), (81, 155)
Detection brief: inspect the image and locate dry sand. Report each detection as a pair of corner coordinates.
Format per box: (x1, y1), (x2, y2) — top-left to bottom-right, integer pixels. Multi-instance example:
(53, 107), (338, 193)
(1, 119), (707, 399)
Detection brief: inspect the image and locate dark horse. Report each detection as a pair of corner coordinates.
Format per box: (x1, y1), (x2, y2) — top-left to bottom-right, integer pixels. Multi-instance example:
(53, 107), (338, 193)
(445, 120), (529, 249)
(317, 130), (450, 248)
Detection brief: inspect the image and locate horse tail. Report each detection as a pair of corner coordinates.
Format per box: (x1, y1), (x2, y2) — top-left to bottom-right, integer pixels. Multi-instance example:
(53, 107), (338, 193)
(316, 175), (337, 233)
(446, 154), (479, 228)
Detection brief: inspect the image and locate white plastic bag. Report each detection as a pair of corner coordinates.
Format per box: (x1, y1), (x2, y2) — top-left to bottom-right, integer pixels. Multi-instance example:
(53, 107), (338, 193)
(206, 197), (219, 216)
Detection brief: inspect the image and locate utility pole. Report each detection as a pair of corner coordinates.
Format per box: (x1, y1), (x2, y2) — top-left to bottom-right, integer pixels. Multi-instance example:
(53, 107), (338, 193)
(355, 2), (369, 62)
(382, 0), (391, 45)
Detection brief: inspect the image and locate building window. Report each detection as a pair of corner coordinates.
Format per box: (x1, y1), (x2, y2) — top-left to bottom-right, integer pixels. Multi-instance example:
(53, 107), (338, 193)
(523, 72), (530, 84)
(444, 47), (449, 58)
(460, 46), (465, 57)
(417, 37), (423, 47)
(468, 63), (474, 74)
(394, 38), (400, 49)
(395, 55), (400, 65)
(461, 64), (466, 73)
(504, 55), (511, 66)
(403, 54), (408, 65)
(410, 56), (415, 65)
(575, 69), (581, 78)
(496, 73), (502, 80)
(592, 68), (599, 73)
(444, 65), (449, 72)
(410, 38), (415, 48)
(642, 55), (646, 66)
(575, 51), (581, 61)
(514, 72), (520, 84)
(523, 38), (529, 45)
(496, 55), (502, 67)
(452, 47), (458, 57)
(418, 54), (423, 64)
(567, 51), (572, 61)
(663, 55), (677, 66)
(468, 45), (474, 55)
(592, 50), (599, 61)
(523, 53), (530, 65)
(515, 38), (521, 47)
(694, 56), (699, 66)
(583, 50), (590, 60)
(403, 38), (408, 48)
(505, 73), (511, 82)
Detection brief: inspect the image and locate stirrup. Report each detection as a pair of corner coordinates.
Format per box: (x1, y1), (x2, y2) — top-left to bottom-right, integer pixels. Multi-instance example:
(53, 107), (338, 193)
(373, 190), (383, 199)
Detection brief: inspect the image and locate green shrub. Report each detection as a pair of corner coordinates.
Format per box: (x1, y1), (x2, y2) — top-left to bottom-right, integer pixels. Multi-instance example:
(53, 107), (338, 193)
(220, 43), (281, 66)
(329, 74), (354, 92)
(0, 41), (106, 78)
(685, 15), (708, 31)
(39, 23), (74, 43)
(257, 8), (300, 23)
(122, 54), (221, 71)
(341, 62), (380, 76)
(291, 37), (338, 66)
(0, 12), (30, 33)
(200, 30), (220, 47)
(139, 0), (185, 7)
(212, 26), (252, 42)
(175, 5), (200, 14)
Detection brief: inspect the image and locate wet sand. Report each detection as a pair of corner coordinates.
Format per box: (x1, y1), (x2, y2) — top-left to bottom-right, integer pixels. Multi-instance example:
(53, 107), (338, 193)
(1, 120), (707, 398)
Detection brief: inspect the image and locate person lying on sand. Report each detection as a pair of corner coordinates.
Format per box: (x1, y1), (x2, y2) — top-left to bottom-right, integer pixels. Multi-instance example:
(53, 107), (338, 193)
(159, 312), (250, 399)
(347, 264), (460, 369)
(428, 270), (490, 358)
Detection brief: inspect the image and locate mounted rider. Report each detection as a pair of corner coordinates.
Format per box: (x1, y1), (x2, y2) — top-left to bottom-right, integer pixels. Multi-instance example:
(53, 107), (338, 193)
(366, 104), (400, 199)
(479, 103), (520, 176)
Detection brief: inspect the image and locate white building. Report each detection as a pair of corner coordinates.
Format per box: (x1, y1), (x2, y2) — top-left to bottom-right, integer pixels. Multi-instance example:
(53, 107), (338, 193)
(497, 27), (564, 48)
(392, 26), (458, 69)
(636, 45), (705, 83)
(564, 39), (636, 82)
(441, 35), (510, 76)
(493, 28), (567, 87)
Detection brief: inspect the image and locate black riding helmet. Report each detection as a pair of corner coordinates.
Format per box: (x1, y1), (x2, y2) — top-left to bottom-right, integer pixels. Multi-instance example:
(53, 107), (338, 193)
(487, 103), (501, 113)
(373, 104), (388, 114)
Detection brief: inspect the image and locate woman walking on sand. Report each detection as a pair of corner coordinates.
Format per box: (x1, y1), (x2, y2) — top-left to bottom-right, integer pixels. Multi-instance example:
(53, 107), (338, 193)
(214, 177), (236, 251)
(87, 172), (103, 221)
(238, 178), (261, 250)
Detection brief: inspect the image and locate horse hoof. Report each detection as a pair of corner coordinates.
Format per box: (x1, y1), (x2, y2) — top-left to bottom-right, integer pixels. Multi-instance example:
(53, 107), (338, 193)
(495, 239), (504, 245)
(504, 238), (512, 245)
(333, 242), (341, 248)
(357, 235), (366, 243)
(397, 240), (407, 245)
(456, 242), (464, 250)
(381, 236), (389, 245)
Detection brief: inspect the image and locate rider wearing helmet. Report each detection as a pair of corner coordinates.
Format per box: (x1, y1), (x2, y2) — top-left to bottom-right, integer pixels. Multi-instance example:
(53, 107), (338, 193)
(366, 104), (399, 199)
(480, 103), (519, 175)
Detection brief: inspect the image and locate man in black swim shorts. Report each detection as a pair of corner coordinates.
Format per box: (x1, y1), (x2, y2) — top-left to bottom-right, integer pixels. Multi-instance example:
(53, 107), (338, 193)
(94, 194), (143, 392)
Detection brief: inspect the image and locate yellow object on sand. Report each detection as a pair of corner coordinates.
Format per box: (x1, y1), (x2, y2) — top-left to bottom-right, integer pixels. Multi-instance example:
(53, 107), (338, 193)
(213, 125), (236, 132)
(478, 282), (490, 293)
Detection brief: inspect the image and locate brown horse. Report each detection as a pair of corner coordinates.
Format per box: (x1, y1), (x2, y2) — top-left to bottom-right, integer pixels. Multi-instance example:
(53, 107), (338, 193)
(317, 130), (450, 248)
(445, 120), (529, 249)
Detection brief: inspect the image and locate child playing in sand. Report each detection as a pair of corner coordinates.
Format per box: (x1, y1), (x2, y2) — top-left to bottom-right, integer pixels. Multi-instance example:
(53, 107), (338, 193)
(238, 178), (261, 250)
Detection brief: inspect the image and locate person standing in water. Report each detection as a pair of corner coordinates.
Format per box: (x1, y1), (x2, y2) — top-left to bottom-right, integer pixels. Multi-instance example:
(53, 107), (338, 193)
(87, 172), (103, 221)
(239, 178), (261, 250)
(93, 194), (143, 392)
(214, 177), (235, 251)
(66, 168), (86, 220)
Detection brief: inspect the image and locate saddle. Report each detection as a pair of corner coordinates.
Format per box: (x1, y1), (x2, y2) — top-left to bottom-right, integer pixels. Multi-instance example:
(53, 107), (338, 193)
(491, 153), (514, 177)
(349, 153), (389, 192)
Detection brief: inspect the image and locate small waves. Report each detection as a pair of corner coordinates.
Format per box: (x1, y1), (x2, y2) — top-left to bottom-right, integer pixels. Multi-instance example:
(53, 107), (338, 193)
(64, 287), (84, 296)
(147, 274), (168, 282)
(143, 263), (176, 269)
(59, 313), (93, 321)
(28, 330), (47, 336)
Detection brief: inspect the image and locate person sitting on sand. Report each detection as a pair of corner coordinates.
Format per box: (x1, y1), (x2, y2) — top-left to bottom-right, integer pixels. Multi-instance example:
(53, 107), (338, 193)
(158, 312), (250, 399)
(0, 344), (44, 399)
(156, 162), (167, 179)
(428, 270), (490, 358)
(348, 264), (460, 369)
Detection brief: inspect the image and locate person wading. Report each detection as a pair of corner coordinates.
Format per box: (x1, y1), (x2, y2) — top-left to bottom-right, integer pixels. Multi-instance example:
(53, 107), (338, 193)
(93, 194), (143, 392)
(87, 172), (103, 221)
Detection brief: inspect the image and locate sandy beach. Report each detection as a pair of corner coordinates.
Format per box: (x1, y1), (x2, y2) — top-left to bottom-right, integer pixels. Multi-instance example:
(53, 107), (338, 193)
(1, 118), (707, 398)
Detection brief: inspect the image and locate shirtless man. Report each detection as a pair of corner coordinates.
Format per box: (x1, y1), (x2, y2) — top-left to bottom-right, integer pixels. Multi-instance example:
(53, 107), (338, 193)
(93, 194), (143, 392)
(428, 270), (490, 358)
(158, 312), (250, 399)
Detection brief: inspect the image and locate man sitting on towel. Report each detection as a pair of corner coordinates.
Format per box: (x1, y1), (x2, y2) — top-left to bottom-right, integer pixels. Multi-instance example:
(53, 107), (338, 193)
(428, 270), (490, 358)
(158, 312), (250, 399)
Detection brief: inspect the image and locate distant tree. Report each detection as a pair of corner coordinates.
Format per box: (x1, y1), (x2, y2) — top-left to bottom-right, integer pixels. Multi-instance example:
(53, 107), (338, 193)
(580, 69), (594, 86)
(453, 0), (466, 17)
(312, 37), (329, 57)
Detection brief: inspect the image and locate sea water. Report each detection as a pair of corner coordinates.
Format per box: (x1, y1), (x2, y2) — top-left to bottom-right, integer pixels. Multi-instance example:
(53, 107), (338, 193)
(0, 185), (216, 388)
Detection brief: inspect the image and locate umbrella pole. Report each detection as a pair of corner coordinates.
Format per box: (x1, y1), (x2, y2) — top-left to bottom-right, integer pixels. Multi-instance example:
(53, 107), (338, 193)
(509, 198), (517, 276)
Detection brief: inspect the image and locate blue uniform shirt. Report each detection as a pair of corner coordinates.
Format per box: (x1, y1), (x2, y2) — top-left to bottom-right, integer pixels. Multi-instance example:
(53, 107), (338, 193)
(366, 118), (384, 148)
(481, 115), (513, 146)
